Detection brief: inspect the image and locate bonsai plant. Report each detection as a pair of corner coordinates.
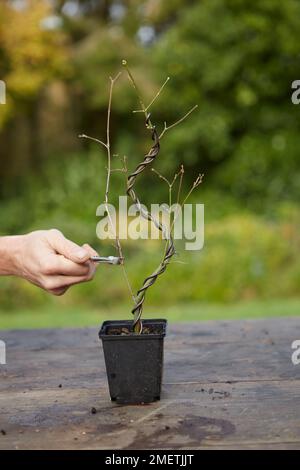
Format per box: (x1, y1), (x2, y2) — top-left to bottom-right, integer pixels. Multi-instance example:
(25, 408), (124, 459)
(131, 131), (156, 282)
(80, 61), (202, 404)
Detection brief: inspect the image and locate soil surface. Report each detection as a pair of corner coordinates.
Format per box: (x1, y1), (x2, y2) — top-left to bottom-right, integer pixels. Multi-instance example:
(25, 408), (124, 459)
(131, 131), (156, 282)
(107, 325), (162, 336)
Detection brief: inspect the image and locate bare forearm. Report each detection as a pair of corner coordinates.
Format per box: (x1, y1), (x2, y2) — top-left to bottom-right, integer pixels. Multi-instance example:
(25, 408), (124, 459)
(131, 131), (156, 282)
(0, 235), (23, 276)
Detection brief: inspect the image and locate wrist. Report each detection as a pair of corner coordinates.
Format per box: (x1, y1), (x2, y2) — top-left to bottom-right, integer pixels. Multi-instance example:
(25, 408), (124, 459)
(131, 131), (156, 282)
(0, 235), (24, 276)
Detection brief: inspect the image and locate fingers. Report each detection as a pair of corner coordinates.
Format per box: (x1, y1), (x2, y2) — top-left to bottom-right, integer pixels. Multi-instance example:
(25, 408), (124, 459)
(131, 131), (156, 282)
(26, 229), (101, 295)
(82, 243), (99, 258)
(42, 272), (95, 293)
(44, 254), (91, 277)
(49, 286), (69, 296)
(47, 229), (91, 263)
(15, 230), (100, 296)
(81, 243), (99, 272)
(41, 240), (99, 294)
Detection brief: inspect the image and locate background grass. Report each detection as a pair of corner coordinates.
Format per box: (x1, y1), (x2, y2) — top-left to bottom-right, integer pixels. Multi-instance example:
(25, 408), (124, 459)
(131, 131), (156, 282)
(1, 298), (299, 330)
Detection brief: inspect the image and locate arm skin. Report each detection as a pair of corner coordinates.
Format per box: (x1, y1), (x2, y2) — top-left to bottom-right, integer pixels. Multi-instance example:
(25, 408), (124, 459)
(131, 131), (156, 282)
(0, 229), (99, 296)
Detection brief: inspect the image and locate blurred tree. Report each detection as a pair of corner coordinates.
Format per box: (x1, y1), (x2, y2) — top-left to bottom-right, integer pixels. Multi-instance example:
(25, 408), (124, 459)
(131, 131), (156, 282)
(0, 0), (69, 192)
(1, 0), (300, 207)
(0, 0), (69, 122)
(150, 0), (300, 204)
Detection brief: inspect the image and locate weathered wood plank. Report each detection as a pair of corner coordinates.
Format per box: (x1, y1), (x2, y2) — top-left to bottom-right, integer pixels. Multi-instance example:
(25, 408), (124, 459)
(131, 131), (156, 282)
(0, 318), (300, 449)
(0, 380), (300, 449)
(1, 332), (299, 390)
(2, 317), (300, 349)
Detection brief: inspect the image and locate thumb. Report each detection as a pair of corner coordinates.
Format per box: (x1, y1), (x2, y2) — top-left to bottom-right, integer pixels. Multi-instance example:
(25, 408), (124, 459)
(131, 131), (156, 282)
(48, 229), (90, 263)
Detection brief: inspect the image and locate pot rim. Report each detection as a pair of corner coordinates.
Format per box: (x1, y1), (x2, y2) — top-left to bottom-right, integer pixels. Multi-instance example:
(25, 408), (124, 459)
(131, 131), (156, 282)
(99, 318), (167, 340)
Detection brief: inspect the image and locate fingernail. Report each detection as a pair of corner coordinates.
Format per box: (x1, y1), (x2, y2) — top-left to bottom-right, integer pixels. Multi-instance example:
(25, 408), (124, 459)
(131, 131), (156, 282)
(75, 248), (87, 260)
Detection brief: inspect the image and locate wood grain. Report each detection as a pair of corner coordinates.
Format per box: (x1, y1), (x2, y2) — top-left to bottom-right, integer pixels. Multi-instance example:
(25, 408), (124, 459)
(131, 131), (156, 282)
(0, 318), (300, 449)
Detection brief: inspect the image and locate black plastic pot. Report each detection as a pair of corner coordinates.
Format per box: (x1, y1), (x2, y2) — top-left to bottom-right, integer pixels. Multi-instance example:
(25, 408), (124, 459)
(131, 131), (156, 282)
(99, 319), (167, 404)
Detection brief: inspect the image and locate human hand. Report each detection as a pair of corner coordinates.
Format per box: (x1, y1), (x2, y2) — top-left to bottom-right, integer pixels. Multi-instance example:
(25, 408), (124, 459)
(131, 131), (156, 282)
(11, 229), (99, 296)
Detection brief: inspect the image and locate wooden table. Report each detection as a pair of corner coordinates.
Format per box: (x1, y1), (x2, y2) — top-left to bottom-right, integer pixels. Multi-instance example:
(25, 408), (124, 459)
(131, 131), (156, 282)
(0, 318), (300, 450)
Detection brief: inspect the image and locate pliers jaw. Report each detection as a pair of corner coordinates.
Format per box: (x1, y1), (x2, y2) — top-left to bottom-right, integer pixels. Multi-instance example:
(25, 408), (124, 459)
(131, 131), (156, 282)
(90, 255), (122, 265)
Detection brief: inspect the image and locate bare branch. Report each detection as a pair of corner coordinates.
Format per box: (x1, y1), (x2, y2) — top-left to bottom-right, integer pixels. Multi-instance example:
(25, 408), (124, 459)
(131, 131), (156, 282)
(105, 72), (124, 262)
(176, 165), (185, 206)
(80, 72), (136, 302)
(107, 74), (136, 301)
(170, 167), (181, 187)
(181, 173), (204, 206)
(169, 260), (188, 265)
(133, 76), (170, 113)
(169, 164), (185, 232)
(159, 104), (198, 139)
(159, 165), (185, 264)
(122, 59), (153, 128)
(151, 168), (172, 187)
(151, 166), (182, 190)
(111, 155), (128, 173)
(78, 134), (107, 149)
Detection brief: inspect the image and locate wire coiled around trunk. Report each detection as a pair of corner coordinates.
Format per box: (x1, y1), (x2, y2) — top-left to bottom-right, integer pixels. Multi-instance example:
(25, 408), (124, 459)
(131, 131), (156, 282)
(127, 114), (176, 333)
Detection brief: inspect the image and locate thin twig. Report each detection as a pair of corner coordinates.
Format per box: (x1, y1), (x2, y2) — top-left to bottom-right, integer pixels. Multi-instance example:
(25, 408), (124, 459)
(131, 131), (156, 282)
(133, 76), (170, 113)
(151, 166), (182, 192)
(176, 165), (185, 207)
(181, 173), (204, 206)
(151, 165), (185, 237)
(170, 164), (185, 233)
(106, 74), (136, 301)
(171, 167), (181, 187)
(122, 60), (147, 118)
(110, 155), (128, 173)
(79, 72), (136, 303)
(159, 104), (198, 139)
(104, 73), (123, 261)
(78, 134), (107, 149)
(151, 168), (172, 187)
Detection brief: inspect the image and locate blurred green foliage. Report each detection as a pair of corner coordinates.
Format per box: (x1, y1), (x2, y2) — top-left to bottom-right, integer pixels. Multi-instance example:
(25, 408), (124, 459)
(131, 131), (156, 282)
(0, 0), (299, 321)
(2, 298), (300, 330)
(153, 0), (300, 203)
(1, 173), (299, 312)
